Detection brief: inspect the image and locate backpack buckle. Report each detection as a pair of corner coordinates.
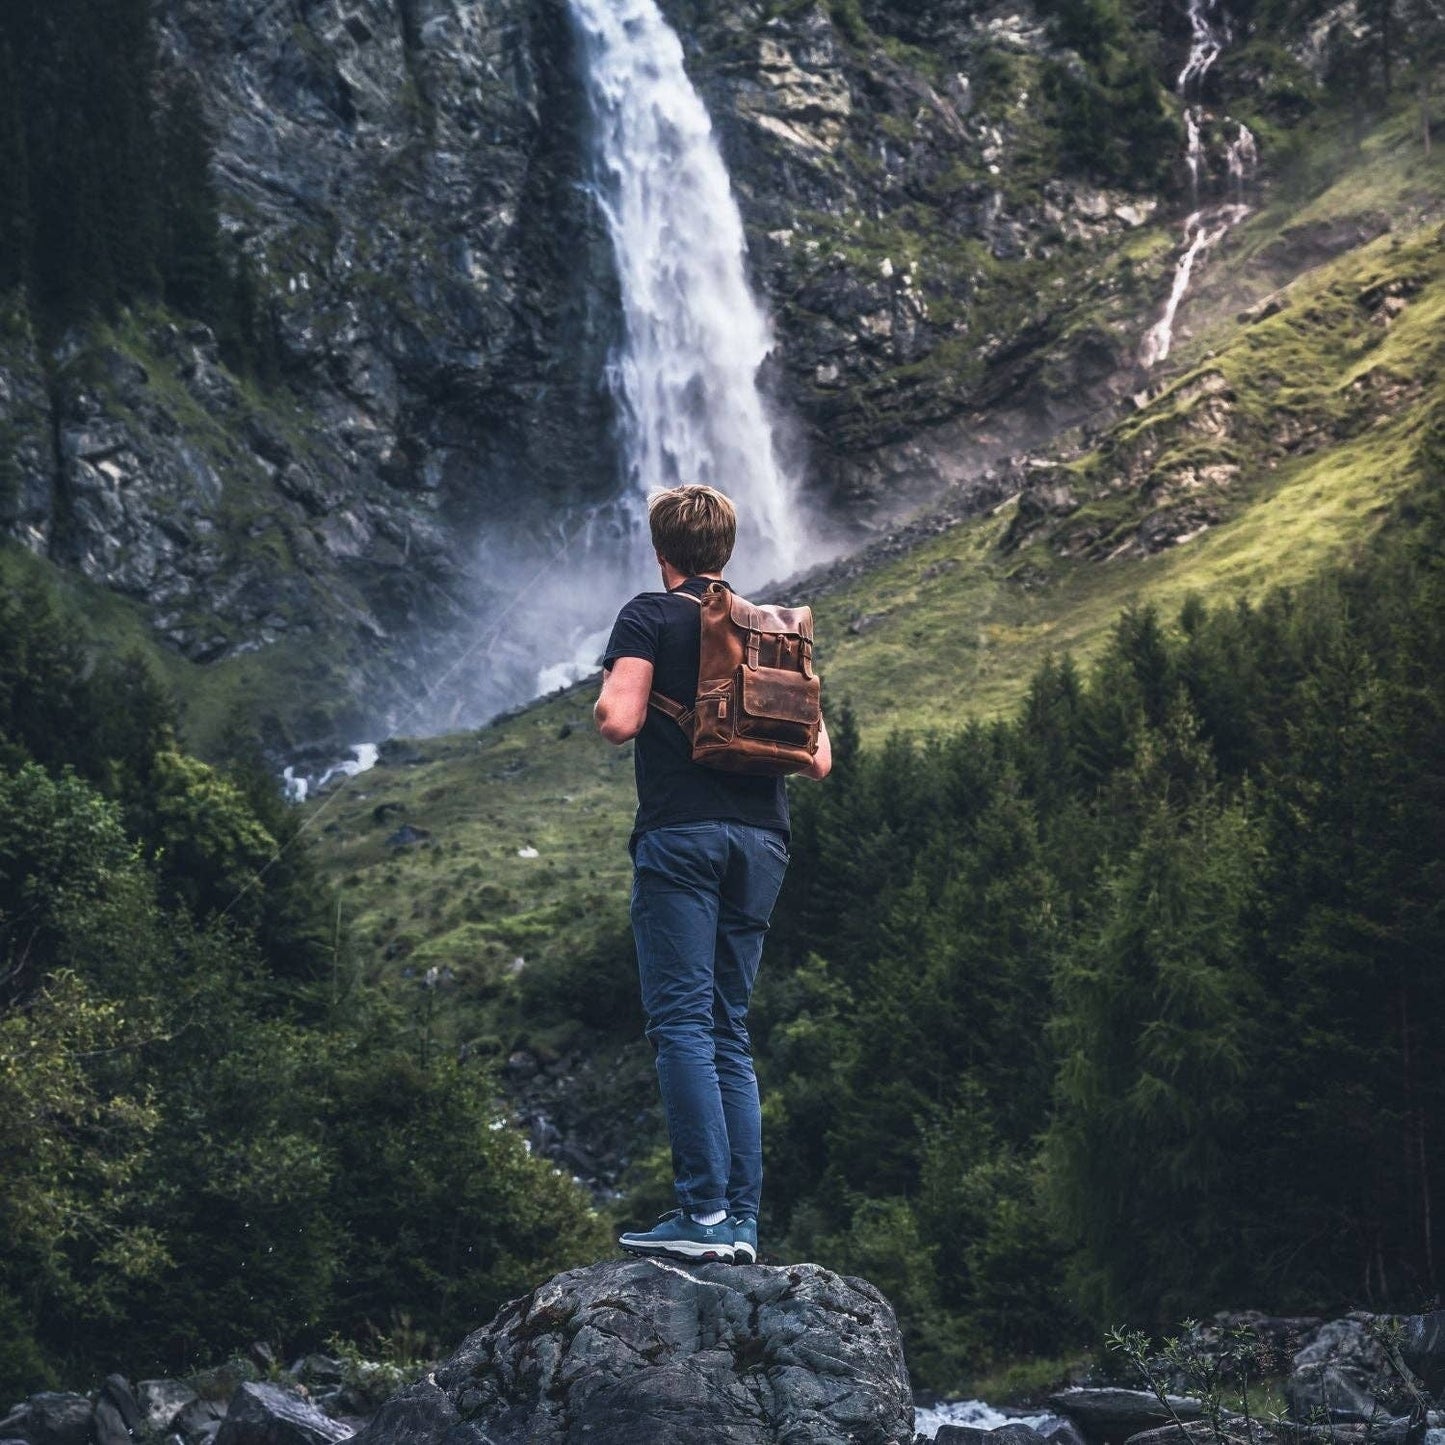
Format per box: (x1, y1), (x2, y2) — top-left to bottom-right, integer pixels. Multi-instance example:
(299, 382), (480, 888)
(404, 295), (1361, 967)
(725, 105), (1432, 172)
(746, 631), (761, 670)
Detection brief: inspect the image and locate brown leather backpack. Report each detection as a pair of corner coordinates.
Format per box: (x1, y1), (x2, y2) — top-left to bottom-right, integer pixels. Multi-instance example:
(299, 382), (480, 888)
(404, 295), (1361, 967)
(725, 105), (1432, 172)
(649, 581), (821, 776)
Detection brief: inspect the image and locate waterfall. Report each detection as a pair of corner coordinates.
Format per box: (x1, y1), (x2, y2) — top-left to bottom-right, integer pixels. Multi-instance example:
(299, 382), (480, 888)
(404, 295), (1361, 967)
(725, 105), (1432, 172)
(398, 0), (811, 739)
(1141, 0), (1257, 368)
(568, 0), (803, 590)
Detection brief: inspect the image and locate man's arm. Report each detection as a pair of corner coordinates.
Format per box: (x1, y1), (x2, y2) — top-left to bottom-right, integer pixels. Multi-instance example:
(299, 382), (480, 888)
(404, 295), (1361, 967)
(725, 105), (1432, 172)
(595, 657), (654, 744)
(802, 717), (832, 780)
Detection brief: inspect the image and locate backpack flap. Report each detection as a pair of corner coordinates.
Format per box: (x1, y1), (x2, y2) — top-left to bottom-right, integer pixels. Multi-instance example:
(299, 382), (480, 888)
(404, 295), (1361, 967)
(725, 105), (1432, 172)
(738, 667), (820, 749)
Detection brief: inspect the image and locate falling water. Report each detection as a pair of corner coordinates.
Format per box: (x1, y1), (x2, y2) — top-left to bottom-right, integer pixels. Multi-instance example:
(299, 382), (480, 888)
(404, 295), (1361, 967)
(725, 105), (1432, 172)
(568, 0), (803, 588)
(391, 0), (812, 741)
(1141, 0), (1258, 368)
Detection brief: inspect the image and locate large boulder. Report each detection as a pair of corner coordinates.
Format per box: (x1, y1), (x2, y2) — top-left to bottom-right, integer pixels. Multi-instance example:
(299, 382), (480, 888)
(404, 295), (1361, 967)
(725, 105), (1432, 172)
(351, 1258), (914, 1444)
(212, 1383), (353, 1445)
(0, 1393), (93, 1445)
(1050, 1389), (1208, 1445)
(1051, 1387), (1208, 1445)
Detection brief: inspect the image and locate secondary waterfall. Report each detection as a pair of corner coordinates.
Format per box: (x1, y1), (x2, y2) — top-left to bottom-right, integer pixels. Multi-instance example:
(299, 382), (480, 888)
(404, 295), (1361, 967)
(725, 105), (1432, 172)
(567, 0), (803, 588)
(1140, 0), (1257, 368)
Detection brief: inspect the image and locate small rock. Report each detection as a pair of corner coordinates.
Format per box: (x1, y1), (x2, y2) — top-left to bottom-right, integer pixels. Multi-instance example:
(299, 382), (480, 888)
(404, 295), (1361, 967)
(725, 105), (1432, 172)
(213, 1383), (353, 1445)
(175, 1397), (229, 1444)
(289, 1357), (346, 1389)
(138, 1381), (201, 1438)
(385, 823), (432, 847)
(939, 1427), (1047, 1445)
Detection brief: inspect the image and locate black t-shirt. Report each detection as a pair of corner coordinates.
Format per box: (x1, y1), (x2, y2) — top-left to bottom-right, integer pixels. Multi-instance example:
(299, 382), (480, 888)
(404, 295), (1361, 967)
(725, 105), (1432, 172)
(603, 576), (789, 849)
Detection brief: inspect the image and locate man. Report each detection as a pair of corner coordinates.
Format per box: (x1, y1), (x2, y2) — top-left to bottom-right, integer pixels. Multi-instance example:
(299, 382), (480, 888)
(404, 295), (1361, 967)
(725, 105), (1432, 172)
(594, 484), (831, 1265)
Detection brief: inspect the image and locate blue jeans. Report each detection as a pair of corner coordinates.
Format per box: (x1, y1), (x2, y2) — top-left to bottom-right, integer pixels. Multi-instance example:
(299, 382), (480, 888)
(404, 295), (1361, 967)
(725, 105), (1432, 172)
(630, 821), (789, 1219)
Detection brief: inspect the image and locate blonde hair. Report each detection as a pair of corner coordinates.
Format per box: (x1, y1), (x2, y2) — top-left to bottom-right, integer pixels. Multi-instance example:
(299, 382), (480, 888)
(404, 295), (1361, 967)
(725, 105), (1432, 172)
(647, 485), (737, 576)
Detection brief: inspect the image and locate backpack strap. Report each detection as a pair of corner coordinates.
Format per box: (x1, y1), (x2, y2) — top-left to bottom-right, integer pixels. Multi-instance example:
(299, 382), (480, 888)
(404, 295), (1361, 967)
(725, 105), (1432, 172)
(647, 587), (705, 736)
(648, 689), (695, 737)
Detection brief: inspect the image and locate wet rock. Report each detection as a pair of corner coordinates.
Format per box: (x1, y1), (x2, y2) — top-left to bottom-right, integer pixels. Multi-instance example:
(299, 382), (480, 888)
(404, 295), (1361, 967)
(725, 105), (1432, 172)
(174, 1396), (229, 1445)
(288, 1358), (346, 1390)
(138, 1381), (201, 1438)
(94, 1375), (144, 1445)
(939, 1425), (1048, 1445)
(3, 1393), (93, 1445)
(340, 1383), (456, 1445)
(350, 1257), (912, 1444)
(1051, 1388), (1208, 1445)
(1044, 1417), (1093, 1445)
(1400, 1312), (1445, 1395)
(1286, 1319), (1394, 1421)
(213, 1382), (353, 1445)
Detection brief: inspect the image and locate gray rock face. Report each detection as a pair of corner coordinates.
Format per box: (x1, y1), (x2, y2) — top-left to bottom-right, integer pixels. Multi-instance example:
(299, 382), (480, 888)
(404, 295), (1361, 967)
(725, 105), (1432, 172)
(213, 1383), (353, 1445)
(351, 1257), (913, 1444)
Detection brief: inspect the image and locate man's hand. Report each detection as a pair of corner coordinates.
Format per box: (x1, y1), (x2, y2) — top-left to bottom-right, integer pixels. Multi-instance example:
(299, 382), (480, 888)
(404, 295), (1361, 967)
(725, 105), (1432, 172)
(595, 657), (654, 743)
(802, 717), (833, 780)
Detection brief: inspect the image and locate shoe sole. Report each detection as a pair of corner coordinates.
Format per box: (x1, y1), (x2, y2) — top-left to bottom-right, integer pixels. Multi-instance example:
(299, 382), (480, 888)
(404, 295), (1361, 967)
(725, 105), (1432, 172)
(619, 1239), (735, 1264)
(732, 1245), (756, 1265)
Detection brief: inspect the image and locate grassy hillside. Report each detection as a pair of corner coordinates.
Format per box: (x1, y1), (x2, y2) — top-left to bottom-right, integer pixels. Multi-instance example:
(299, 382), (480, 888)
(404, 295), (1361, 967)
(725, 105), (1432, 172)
(304, 109), (1444, 1013)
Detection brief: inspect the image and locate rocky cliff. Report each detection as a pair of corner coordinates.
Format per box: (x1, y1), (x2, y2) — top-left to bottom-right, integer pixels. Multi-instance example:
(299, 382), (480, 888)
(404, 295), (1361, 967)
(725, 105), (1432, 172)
(0, 0), (1354, 747)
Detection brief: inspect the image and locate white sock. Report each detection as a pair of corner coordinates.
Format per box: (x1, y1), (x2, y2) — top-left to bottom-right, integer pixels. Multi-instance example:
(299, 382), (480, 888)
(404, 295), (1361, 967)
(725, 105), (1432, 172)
(692, 1209), (727, 1227)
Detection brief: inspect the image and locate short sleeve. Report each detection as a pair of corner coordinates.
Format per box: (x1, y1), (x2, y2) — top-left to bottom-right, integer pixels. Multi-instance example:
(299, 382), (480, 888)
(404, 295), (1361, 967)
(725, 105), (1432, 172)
(603, 596), (660, 670)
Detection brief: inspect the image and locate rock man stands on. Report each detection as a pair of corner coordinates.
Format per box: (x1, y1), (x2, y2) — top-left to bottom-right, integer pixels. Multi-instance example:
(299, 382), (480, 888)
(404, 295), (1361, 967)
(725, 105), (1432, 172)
(594, 485), (831, 1265)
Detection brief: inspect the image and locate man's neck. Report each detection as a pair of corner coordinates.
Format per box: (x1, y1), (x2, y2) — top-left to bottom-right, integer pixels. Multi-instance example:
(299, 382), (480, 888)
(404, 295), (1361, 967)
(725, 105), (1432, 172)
(660, 561), (723, 591)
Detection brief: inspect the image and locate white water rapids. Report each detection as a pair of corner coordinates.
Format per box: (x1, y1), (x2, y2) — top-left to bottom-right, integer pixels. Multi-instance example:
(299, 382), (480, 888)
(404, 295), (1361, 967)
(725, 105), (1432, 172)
(1140, 0), (1258, 368)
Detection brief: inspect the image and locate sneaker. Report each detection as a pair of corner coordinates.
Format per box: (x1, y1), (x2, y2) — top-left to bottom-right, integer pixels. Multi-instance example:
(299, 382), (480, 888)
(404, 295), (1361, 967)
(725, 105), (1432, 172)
(618, 1210), (735, 1264)
(728, 1215), (758, 1265)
